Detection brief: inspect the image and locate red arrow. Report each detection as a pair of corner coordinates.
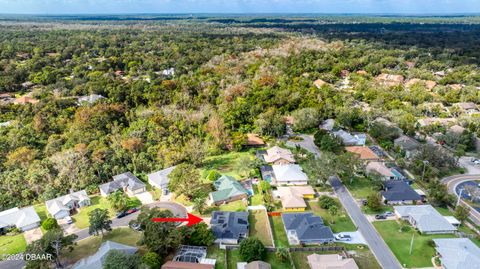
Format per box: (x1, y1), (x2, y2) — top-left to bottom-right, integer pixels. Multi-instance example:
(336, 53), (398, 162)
(151, 213), (203, 227)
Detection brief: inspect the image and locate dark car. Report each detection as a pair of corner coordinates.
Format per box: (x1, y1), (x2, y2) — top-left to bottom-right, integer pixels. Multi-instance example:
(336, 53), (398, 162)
(116, 211), (128, 218)
(126, 208), (139, 214)
(130, 223), (142, 231)
(375, 214), (386, 220)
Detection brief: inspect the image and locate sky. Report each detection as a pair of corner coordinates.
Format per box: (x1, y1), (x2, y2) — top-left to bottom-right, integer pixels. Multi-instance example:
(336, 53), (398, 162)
(0, 0), (479, 15)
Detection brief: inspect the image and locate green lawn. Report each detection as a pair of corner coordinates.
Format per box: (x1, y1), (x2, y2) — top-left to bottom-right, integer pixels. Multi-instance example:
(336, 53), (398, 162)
(0, 234), (27, 255)
(434, 207), (480, 247)
(373, 221), (456, 268)
(269, 216), (289, 247)
(200, 150), (256, 181)
(207, 246), (226, 269)
(33, 204), (48, 222)
(343, 177), (377, 199)
(62, 228), (142, 264)
(219, 200), (247, 212)
(250, 185), (264, 206)
(362, 205), (394, 215)
(249, 210), (274, 246)
(308, 201), (356, 233)
(72, 196), (115, 229)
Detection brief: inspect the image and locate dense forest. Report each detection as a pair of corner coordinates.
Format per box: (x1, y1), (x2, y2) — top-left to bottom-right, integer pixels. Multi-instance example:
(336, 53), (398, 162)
(1, 15), (480, 209)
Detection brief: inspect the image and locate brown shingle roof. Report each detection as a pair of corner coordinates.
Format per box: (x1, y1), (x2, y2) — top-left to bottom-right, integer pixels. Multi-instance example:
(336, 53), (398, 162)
(346, 146), (380, 160)
(245, 133), (265, 146)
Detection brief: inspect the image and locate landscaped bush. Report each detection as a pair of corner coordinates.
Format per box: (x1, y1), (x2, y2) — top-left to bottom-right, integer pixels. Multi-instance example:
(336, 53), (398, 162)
(239, 237), (266, 263)
(41, 218), (59, 231)
(206, 170), (221, 181)
(319, 195), (337, 209)
(141, 251), (162, 269)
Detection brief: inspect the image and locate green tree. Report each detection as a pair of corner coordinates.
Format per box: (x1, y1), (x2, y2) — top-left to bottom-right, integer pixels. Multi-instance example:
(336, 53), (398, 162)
(454, 205), (470, 226)
(41, 218), (59, 231)
(168, 163), (202, 199)
(292, 108), (321, 132)
(108, 190), (129, 212)
(328, 205), (338, 223)
(193, 196), (207, 215)
(239, 237), (266, 263)
(180, 222), (215, 246)
(88, 208), (112, 236)
(138, 208), (182, 256)
(207, 170), (221, 181)
(319, 195), (337, 209)
(313, 129), (343, 153)
(103, 249), (141, 269)
(275, 247), (289, 262)
(141, 251), (162, 269)
(366, 193), (382, 211)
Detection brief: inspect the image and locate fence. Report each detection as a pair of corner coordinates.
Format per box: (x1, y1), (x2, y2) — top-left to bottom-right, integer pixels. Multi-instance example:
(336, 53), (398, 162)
(267, 211), (281, 216)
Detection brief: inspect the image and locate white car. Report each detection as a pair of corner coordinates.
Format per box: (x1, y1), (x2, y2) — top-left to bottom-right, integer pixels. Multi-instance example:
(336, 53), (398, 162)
(471, 158), (480, 165)
(65, 216), (73, 224)
(335, 233), (352, 241)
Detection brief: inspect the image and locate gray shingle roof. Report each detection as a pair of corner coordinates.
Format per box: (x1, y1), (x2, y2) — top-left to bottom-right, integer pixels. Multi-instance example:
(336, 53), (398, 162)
(147, 166), (176, 190)
(210, 211), (249, 240)
(394, 205), (457, 233)
(433, 238), (480, 269)
(282, 213), (334, 242)
(45, 190), (90, 216)
(0, 206), (40, 230)
(100, 172), (145, 195)
(72, 241), (137, 269)
(394, 135), (421, 151)
(381, 181), (422, 202)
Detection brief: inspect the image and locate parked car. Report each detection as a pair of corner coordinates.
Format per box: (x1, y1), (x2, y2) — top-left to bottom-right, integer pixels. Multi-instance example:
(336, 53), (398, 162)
(335, 233), (352, 241)
(384, 211), (394, 217)
(360, 199), (367, 206)
(471, 158), (480, 164)
(375, 214), (386, 220)
(130, 223), (142, 231)
(126, 208), (139, 214)
(65, 216), (73, 224)
(116, 211), (128, 218)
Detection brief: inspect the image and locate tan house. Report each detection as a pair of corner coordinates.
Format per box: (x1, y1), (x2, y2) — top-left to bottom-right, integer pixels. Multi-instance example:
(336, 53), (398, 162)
(307, 254), (359, 269)
(277, 186), (315, 212)
(375, 73), (404, 87)
(263, 146), (295, 164)
(345, 146), (380, 161)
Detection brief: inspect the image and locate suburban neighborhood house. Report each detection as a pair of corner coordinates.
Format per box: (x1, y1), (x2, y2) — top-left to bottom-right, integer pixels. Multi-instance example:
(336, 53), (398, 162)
(237, 261), (271, 269)
(282, 212), (334, 245)
(333, 130), (366, 146)
(433, 238), (480, 269)
(208, 175), (249, 206)
(276, 186), (315, 212)
(161, 245), (216, 269)
(271, 164), (309, 185)
(262, 146), (295, 165)
(394, 135), (421, 158)
(72, 241), (138, 269)
(147, 165), (176, 195)
(394, 205), (457, 234)
(381, 180), (422, 205)
(366, 162), (403, 181)
(307, 254), (359, 269)
(45, 190), (91, 219)
(0, 207), (41, 232)
(99, 172), (146, 197)
(452, 102), (479, 114)
(210, 211), (249, 244)
(345, 146), (380, 161)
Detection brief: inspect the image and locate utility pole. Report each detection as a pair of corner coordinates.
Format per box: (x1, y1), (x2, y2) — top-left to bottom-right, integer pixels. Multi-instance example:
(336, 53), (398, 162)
(409, 232), (415, 255)
(457, 188), (464, 207)
(421, 160), (429, 182)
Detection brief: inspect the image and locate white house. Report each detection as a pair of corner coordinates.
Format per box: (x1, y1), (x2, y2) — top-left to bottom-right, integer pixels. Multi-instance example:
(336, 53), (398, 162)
(147, 166), (176, 195)
(0, 206), (41, 232)
(45, 190), (91, 219)
(271, 164), (309, 185)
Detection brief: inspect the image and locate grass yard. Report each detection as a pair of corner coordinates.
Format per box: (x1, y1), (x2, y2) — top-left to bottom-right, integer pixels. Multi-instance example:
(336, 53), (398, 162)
(362, 205), (394, 215)
(200, 150), (256, 181)
(174, 194), (193, 207)
(250, 185), (264, 206)
(308, 201), (356, 233)
(219, 200), (247, 212)
(207, 246), (226, 269)
(72, 196), (115, 229)
(62, 228), (142, 265)
(33, 204), (48, 221)
(249, 210), (274, 246)
(343, 177), (377, 199)
(0, 234), (27, 255)
(434, 207), (480, 247)
(269, 216), (289, 248)
(373, 221), (456, 268)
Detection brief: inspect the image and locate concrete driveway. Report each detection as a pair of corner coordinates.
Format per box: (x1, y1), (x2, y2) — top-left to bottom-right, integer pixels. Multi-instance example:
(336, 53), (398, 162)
(286, 134), (320, 157)
(23, 228), (43, 244)
(333, 231), (367, 245)
(459, 156), (480, 174)
(135, 191), (154, 204)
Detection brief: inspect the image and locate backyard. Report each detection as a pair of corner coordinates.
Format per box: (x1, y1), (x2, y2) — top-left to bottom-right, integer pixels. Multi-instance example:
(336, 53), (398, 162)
(249, 210), (274, 246)
(62, 228), (143, 265)
(207, 246), (226, 269)
(0, 234), (27, 255)
(71, 195), (116, 229)
(227, 249), (291, 269)
(200, 150), (257, 181)
(269, 216), (289, 248)
(308, 201), (356, 233)
(373, 220), (456, 268)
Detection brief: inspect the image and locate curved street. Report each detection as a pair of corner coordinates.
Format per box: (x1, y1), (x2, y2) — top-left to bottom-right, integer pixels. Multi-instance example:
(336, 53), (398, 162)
(441, 174), (480, 225)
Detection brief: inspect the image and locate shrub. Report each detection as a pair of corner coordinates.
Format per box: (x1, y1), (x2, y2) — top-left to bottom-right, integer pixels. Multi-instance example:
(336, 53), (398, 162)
(318, 195), (337, 209)
(206, 170), (221, 181)
(41, 218), (59, 231)
(239, 237), (266, 263)
(141, 251), (162, 269)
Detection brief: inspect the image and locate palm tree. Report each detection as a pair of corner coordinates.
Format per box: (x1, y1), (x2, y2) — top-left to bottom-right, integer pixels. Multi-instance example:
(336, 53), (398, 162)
(108, 190), (128, 212)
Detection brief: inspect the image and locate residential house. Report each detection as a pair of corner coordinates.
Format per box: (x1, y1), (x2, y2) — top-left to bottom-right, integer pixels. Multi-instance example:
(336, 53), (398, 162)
(394, 135), (421, 158)
(375, 73), (404, 87)
(433, 238), (480, 269)
(262, 146), (295, 165)
(320, 119), (335, 131)
(172, 245), (216, 266)
(417, 117), (457, 128)
(333, 130), (366, 146)
(237, 261), (271, 269)
(259, 165), (275, 184)
(405, 78), (437, 91)
(345, 146), (380, 161)
(14, 96), (39, 105)
(99, 172), (146, 197)
(244, 133), (265, 148)
(372, 117), (403, 135)
(0, 207), (41, 233)
(453, 102), (479, 115)
(366, 162), (403, 181)
(45, 190), (91, 219)
(381, 180), (422, 205)
(147, 166), (176, 195)
(77, 94), (105, 105)
(307, 254), (359, 269)
(209, 175), (249, 206)
(72, 241), (137, 269)
(271, 164), (309, 185)
(210, 211), (249, 244)
(277, 186), (315, 212)
(282, 212), (334, 245)
(394, 205), (457, 234)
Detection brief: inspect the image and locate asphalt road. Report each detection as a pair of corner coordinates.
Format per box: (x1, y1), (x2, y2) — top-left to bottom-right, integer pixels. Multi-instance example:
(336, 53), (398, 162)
(0, 202), (187, 269)
(441, 174), (480, 226)
(330, 176), (402, 269)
